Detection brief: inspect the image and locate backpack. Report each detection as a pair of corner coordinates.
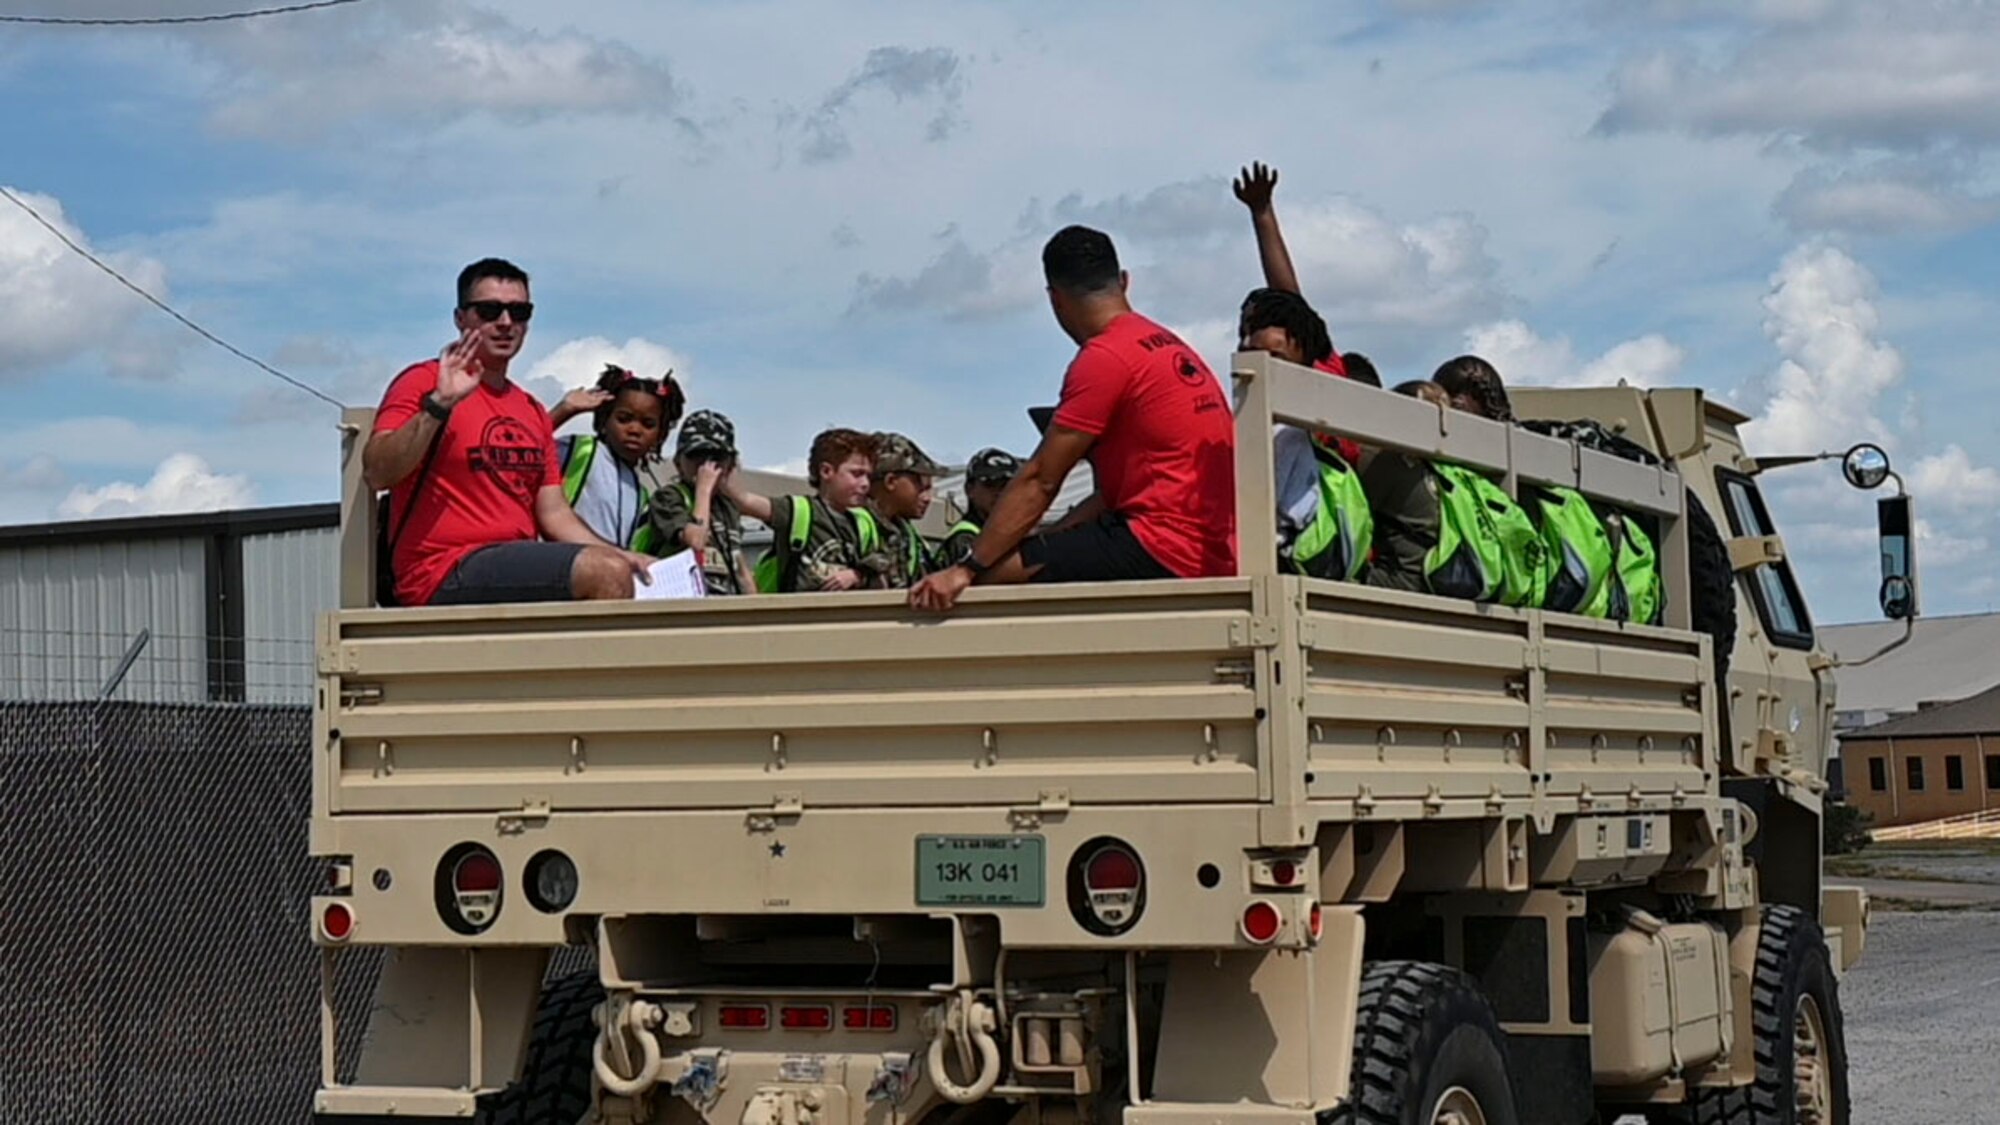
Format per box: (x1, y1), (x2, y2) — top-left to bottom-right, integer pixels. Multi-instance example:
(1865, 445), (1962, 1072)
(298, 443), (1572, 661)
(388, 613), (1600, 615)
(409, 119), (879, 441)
(1284, 437), (1373, 581)
(1531, 485), (1616, 616)
(1606, 510), (1663, 625)
(1519, 418), (1665, 625)
(1426, 463), (1547, 607)
(753, 497), (881, 593)
(560, 434), (658, 552)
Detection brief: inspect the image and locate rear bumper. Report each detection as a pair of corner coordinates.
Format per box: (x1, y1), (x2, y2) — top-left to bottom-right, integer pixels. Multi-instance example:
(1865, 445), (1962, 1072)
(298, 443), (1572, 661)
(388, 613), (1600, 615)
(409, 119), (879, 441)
(312, 804), (1306, 950)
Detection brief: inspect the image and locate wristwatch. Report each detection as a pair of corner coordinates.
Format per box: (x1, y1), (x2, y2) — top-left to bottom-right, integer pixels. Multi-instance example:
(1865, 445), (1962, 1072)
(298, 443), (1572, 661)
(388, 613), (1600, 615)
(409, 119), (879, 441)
(962, 553), (992, 579)
(421, 392), (454, 422)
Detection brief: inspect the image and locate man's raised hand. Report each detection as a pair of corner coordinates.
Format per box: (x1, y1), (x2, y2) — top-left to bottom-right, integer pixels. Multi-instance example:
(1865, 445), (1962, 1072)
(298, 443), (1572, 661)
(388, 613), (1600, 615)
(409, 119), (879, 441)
(435, 328), (485, 407)
(1232, 162), (1279, 214)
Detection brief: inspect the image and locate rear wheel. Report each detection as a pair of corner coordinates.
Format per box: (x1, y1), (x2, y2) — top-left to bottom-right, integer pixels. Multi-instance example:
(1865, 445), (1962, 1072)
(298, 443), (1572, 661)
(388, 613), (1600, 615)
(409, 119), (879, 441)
(479, 970), (604, 1125)
(1685, 905), (1849, 1125)
(1327, 960), (1519, 1125)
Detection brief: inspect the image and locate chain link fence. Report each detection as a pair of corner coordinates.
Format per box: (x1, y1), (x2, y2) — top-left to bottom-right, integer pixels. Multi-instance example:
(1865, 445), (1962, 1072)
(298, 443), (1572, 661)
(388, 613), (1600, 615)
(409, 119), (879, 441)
(0, 626), (374, 1124)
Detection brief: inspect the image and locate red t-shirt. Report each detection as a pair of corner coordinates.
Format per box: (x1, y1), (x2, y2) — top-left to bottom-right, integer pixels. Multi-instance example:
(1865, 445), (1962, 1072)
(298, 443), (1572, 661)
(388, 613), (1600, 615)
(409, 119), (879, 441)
(375, 361), (562, 606)
(1310, 356), (1362, 464)
(1053, 313), (1237, 578)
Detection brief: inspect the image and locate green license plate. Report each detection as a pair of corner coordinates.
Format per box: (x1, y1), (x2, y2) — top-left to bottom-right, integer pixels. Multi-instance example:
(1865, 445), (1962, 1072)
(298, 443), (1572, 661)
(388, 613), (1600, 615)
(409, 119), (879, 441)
(915, 835), (1046, 907)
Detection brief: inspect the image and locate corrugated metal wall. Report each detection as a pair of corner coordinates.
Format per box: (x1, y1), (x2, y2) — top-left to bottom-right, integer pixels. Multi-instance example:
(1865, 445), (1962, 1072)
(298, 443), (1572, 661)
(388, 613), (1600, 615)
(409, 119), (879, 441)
(0, 538), (209, 701)
(241, 526), (339, 703)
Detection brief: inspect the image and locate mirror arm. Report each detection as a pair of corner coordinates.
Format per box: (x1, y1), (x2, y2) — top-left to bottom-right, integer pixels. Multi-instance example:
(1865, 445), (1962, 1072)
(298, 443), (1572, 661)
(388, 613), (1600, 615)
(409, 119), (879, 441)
(1829, 616), (1915, 669)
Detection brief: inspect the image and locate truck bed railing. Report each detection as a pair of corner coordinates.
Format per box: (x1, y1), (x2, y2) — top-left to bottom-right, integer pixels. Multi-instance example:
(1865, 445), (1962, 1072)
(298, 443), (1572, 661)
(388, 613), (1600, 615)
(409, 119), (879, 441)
(1228, 350), (1690, 632)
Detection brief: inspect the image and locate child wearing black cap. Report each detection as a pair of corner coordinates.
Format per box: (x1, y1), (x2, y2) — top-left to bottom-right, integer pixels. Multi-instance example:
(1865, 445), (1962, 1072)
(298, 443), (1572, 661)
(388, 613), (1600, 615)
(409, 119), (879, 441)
(939, 447), (1022, 568)
(649, 409), (754, 595)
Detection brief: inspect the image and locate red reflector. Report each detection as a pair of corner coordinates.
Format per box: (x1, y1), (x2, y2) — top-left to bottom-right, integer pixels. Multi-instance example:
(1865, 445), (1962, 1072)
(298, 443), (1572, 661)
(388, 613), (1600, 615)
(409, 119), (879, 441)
(453, 852), (502, 894)
(1241, 901), (1283, 944)
(1270, 859), (1299, 886)
(780, 1005), (833, 1030)
(718, 1005), (770, 1029)
(844, 1005), (897, 1031)
(321, 902), (354, 942)
(1084, 846), (1142, 892)
(1309, 903), (1325, 941)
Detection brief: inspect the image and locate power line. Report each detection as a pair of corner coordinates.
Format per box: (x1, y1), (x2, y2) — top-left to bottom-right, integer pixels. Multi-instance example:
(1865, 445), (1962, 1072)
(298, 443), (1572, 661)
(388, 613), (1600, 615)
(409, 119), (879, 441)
(0, 0), (362, 25)
(0, 185), (346, 411)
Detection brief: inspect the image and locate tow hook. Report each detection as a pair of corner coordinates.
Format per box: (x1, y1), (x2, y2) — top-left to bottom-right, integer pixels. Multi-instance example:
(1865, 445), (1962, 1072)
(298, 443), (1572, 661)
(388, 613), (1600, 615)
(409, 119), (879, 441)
(593, 995), (665, 1097)
(926, 991), (1002, 1104)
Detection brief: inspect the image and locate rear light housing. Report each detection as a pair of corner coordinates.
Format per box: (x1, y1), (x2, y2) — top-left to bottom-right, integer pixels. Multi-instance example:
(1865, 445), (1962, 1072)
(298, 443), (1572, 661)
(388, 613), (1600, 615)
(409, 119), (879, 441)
(320, 900), (355, 942)
(844, 1004), (897, 1031)
(434, 844), (504, 935)
(718, 1004), (771, 1030)
(525, 849), (579, 913)
(780, 1005), (834, 1031)
(1241, 901), (1283, 945)
(1309, 902), (1325, 942)
(1067, 837), (1147, 936)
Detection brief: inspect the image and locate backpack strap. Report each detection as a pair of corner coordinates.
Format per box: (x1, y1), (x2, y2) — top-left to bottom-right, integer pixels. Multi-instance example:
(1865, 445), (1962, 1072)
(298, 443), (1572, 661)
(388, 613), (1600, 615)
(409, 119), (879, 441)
(851, 507), (881, 554)
(560, 435), (597, 506)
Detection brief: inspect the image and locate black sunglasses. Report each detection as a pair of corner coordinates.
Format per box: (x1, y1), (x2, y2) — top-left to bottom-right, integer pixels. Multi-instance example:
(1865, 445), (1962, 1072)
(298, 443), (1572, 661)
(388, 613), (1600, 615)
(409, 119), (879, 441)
(462, 300), (535, 323)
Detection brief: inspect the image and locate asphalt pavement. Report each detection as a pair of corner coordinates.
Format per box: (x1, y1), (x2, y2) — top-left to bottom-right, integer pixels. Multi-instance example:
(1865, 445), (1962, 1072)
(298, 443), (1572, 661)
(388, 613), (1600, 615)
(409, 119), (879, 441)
(1843, 910), (2000, 1123)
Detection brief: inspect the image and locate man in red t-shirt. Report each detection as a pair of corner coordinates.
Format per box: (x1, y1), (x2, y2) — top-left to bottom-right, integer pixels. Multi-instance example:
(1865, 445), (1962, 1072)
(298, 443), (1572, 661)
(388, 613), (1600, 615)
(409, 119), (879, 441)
(910, 226), (1237, 612)
(364, 258), (652, 607)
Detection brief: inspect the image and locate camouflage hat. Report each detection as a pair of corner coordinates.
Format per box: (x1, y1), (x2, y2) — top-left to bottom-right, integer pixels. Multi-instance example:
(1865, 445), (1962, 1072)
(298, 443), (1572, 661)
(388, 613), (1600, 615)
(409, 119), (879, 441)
(965, 447), (1022, 484)
(873, 432), (944, 476)
(677, 410), (737, 456)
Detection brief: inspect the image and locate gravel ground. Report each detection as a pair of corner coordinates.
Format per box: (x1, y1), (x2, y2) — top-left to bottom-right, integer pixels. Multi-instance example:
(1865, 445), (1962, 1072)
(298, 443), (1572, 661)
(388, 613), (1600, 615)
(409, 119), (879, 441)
(1842, 910), (2000, 1123)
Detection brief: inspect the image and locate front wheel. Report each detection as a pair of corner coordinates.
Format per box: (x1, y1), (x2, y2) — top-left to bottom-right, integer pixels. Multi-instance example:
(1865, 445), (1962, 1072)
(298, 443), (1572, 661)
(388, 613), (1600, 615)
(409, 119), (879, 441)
(1326, 960), (1519, 1125)
(1686, 904), (1849, 1125)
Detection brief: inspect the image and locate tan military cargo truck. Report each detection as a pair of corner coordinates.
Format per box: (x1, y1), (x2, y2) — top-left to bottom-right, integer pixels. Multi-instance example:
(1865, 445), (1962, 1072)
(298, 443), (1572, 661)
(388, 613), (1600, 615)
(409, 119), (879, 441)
(310, 351), (1896, 1125)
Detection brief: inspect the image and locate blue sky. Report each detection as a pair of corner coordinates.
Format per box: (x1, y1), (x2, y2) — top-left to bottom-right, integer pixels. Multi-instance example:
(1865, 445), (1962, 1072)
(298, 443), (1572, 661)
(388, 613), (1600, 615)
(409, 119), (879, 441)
(4, 0), (1999, 622)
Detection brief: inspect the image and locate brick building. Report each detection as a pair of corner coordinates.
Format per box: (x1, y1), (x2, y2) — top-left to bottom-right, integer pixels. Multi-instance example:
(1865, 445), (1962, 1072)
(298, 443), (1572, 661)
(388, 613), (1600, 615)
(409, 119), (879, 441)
(1838, 683), (2000, 828)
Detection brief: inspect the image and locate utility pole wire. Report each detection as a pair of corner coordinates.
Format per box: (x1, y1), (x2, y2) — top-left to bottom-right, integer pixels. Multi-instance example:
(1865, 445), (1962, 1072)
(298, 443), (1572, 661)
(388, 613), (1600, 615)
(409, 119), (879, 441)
(0, 184), (346, 411)
(0, 0), (362, 25)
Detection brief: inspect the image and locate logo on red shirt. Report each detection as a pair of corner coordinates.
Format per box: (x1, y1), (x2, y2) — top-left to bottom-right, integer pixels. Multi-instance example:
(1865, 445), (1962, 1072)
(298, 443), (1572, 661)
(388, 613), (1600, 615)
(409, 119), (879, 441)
(468, 416), (548, 503)
(1172, 350), (1205, 386)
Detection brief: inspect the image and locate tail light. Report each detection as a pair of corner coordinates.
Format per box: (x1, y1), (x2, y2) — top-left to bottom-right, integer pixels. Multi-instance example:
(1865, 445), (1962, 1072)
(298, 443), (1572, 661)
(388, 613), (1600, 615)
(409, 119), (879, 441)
(718, 1004), (771, 1029)
(434, 844), (504, 934)
(1067, 837), (1147, 936)
(844, 1004), (897, 1031)
(525, 850), (579, 913)
(1241, 901), (1283, 945)
(320, 901), (355, 942)
(1309, 903), (1325, 942)
(780, 1005), (833, 1031)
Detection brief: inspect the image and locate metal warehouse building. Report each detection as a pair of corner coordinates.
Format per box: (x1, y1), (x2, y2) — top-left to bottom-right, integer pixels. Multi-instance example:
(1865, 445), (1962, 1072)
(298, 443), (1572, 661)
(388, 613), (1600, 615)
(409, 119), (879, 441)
(0, 503), (339, 704)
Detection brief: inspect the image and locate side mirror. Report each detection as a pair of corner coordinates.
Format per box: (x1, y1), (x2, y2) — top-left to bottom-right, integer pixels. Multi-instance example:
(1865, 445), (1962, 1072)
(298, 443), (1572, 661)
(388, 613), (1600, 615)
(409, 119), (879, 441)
(1877, 493), (1918, 620)
(1843, 443), (1891, 490)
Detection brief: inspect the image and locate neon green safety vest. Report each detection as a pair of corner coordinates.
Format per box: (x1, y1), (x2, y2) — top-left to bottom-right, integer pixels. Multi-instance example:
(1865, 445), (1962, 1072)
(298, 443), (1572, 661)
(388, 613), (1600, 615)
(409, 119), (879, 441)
(1285, 437), (1373, 582)
(753, 497), (882, 593)
(560, 435), (658, 553)
(1532, 486), (1616, 617)
(1425, 463), (1547, 608)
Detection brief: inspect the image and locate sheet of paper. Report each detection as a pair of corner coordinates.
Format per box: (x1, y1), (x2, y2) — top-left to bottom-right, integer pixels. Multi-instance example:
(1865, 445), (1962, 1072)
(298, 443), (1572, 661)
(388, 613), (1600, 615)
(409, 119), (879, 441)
(634, 549), (707, 600)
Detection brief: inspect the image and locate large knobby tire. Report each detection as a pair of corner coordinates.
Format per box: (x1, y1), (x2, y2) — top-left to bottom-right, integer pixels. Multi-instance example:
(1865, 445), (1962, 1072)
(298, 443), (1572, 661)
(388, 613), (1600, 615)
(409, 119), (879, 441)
(1685, 488), (1735, 686)
(1326, 960), (1521, 1125)
(479, 971), (605, 1125)
(1686, 905), (1850, 1125)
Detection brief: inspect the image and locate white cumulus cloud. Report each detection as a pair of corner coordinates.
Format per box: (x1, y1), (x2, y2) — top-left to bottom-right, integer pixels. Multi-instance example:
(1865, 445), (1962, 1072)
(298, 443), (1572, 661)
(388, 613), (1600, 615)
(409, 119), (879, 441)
(1463, 320), (1685, 389)
(520, 336), (692, 434)
(1741, 241), (1903, 454)
(56, 454), (255, 519)
(0, 187), (169, 378)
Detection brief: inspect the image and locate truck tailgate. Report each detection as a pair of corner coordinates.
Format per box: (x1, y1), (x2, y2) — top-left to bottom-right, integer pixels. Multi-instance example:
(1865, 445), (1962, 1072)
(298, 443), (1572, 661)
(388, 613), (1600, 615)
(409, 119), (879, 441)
(318, 580), (1267, 815)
